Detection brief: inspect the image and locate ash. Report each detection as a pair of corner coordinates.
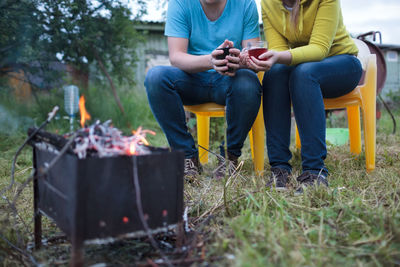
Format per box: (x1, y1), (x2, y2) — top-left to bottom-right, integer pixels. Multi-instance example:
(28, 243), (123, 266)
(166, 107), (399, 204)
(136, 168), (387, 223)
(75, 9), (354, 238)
(69, 120), (154, 159)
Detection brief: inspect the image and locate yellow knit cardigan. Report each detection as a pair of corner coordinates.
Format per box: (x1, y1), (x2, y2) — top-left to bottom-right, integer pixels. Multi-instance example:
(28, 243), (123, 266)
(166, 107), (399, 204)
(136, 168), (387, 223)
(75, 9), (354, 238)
(261, 0), (358, 65)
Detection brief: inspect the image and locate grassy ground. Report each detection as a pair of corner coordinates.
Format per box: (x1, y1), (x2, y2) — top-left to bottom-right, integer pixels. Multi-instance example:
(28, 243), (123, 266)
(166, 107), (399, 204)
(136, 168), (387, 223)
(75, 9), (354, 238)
(185, 109), (400, 266)
(0, 100), (399, 265)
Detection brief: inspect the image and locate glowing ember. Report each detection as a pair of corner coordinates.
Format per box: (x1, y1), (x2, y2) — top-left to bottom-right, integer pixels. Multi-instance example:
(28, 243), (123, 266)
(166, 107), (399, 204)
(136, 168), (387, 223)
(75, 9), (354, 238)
(129, 142), (136, 155)
(79, 95), (91, 128)
(70, 120), (156, 159)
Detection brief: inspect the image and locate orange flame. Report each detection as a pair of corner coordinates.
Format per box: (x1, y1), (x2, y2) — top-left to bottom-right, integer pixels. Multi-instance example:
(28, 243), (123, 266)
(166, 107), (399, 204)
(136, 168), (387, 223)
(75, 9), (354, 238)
(126, 127), (156, 155)
(132, 127), (150, 146)
(79, 95), (91, 128)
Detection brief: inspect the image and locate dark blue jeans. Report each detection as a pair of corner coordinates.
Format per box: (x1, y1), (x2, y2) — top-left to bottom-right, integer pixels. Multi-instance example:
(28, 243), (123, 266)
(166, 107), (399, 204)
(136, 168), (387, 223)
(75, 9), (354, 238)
(263, 54), (363, 176)
(145, 66), (262, 159)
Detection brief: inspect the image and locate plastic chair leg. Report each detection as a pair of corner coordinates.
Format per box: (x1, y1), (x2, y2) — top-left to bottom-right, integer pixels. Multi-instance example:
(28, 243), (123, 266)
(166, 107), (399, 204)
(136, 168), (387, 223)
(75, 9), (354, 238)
(196, 114), (210, 164)
(249, 129), (254, 158)
(250, 103), (265, 175)
(346, 106), (362, 154)
(362, 96), (376, 172)
(362, 55), (377, 172)
(295, 124), (301, 149)
(249, 104), (262, 159)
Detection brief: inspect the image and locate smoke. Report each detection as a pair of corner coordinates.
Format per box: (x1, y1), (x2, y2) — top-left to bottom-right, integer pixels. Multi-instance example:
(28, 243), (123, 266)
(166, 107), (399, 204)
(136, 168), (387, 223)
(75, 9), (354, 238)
(0, 105), (34, 135)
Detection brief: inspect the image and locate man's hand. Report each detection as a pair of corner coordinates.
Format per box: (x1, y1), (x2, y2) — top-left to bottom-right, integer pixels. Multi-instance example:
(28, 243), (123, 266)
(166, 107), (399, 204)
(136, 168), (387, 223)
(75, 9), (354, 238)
(239, 48), (249, 68)
(211, 40), (240, 77)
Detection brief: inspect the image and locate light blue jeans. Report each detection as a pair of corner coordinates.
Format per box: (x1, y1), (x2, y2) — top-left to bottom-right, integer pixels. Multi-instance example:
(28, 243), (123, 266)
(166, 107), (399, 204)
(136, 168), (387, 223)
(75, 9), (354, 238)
(145, 66), (262, 158)
(263, 54), (363, 176)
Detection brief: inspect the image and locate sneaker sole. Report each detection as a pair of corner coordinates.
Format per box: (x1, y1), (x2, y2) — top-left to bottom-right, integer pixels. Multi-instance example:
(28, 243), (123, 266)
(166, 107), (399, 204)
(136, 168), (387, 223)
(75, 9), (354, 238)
(293, 190), (303, 196)
(275, 187), (288, 192)
(266, 186), (288, 192)
(294, 184), (329, 196)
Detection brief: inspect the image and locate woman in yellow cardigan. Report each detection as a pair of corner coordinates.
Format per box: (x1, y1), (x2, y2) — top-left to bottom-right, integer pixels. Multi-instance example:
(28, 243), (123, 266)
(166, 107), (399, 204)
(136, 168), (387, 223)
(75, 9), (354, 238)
(247, 0), (362, 194)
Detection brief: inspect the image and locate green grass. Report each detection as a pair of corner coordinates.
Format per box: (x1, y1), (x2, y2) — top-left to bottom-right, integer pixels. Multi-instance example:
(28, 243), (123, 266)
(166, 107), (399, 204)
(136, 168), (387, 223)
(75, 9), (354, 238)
(1, 89), (400, 266)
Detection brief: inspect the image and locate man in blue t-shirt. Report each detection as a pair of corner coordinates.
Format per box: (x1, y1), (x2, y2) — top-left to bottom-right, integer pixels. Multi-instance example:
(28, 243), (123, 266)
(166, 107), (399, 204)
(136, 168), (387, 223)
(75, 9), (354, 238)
(145, 0), (262, 181)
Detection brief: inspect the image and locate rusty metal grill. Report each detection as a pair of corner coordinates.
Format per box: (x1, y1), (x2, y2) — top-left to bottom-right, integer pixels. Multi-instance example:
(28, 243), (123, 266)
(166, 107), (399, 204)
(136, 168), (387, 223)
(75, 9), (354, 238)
(29, 128), (184, 265)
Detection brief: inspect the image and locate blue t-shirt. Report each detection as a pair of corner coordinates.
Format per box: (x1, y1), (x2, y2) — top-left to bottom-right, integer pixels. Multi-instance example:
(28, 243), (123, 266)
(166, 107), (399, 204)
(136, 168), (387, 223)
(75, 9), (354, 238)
(165, 0), (260, 55)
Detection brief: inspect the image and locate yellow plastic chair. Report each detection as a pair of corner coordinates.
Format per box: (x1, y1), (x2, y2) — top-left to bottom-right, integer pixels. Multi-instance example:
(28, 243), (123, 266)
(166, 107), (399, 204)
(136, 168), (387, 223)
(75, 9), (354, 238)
(295, 53), (377, 172)
(184, 72), (265, 175)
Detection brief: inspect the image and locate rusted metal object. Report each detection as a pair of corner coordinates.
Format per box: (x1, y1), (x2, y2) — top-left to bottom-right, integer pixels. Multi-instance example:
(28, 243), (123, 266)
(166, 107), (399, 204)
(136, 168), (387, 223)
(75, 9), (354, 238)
(356, 31), (396, 127)
(357, 31), (387, 95)
(30, 129), (184, 266)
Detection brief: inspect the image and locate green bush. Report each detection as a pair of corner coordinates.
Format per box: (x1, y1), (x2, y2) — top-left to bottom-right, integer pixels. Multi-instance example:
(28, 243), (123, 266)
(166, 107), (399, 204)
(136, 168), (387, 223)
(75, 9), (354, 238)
(385, 87), (400, 110)
(0, 83), (168, 146)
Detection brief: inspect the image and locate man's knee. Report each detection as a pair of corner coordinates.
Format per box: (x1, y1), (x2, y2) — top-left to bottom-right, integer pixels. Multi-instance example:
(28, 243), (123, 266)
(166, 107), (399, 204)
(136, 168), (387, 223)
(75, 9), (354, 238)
(231, 69), (262, 97)
(144, 66), (168, 93)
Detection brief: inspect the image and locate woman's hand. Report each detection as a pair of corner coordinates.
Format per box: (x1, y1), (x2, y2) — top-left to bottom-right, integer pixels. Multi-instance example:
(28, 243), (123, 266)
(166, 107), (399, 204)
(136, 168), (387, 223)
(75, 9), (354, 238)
(246, 50), (279, 72)
(246, 50), (293, 72)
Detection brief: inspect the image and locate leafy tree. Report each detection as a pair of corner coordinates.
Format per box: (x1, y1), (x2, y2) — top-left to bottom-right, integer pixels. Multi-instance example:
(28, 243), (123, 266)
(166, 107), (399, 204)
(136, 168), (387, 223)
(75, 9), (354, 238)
(0, 0), (44, 71)
(0, 0), (147, 113)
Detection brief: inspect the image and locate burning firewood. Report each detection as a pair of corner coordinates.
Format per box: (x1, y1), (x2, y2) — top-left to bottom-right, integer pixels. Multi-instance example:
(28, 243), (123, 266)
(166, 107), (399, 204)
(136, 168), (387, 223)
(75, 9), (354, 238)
(29, 120), (156, 159)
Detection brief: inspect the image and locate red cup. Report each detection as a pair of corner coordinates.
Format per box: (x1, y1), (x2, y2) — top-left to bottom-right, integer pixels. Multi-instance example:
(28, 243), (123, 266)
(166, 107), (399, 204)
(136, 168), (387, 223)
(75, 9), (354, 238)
(249, 47), (268, 61)
(247, 41), (268, 61)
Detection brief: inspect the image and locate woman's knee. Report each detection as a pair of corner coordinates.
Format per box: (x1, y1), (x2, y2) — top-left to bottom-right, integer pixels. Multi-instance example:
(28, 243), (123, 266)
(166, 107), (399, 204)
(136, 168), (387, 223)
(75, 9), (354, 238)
(262, 64), (292, 91)
(264, 64), (291, 80)
(262, 64), (293, 99)
(290, 63), (317, 85)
